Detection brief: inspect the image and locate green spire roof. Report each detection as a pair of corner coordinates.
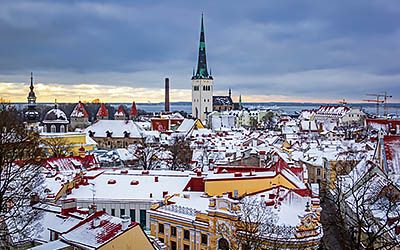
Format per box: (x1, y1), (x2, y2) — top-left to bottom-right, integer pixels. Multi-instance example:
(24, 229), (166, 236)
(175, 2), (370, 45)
(192, 14), (213, 80)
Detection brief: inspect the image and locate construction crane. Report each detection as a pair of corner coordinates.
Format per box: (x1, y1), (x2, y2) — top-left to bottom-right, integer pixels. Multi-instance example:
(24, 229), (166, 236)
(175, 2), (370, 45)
(364, 94), (384, 116)
(383, 91), (393, 116)
(363, 92), (393, 116)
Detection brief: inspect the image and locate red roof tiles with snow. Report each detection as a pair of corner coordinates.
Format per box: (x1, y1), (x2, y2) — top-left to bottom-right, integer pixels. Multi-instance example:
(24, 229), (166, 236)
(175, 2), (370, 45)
(130, 102), (137, 117)
(70, 101), (89, 118)
(96, 103), (109, 118)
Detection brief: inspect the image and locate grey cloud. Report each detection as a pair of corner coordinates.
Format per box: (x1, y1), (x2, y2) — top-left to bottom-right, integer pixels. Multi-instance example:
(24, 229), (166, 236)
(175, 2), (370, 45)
(0, 0), (399, 101)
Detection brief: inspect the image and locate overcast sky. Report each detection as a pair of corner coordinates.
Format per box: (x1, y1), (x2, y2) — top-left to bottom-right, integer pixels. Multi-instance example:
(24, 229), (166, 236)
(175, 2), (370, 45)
(0, 0), (399, 103)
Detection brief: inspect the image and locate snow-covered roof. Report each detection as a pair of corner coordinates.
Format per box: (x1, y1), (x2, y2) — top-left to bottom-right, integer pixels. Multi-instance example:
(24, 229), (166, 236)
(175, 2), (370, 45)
(70, 102), (89, 118)
(157, 192), (209, 220)
(29, 239), (70, 250)
(316, 105), (350, 117)
(67, 170), (192, 202)
(43, 107), (69, 124)
(60, 211), (135, 249)
(176, 119), (195, 133)
(85, 120), (144, 138)
(114, 105), (126, 117)
(213, 96), (233, 106)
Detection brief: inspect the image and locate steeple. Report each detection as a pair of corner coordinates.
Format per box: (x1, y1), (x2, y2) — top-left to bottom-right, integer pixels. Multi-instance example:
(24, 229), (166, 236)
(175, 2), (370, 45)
(27, 72), (37, 105)
(25, 72), (39, 123)
(192, 14), (212, 80)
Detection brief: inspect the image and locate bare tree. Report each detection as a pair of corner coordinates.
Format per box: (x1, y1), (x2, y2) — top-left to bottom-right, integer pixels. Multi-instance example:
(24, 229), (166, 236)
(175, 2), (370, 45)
(167, 135), (192, 170)
(134, 135), (161, 170)
(41, 136), (72, 157)
(323, 159), (400, 250)
(217, 196), (293, 250)
(0, 110), (45, 248)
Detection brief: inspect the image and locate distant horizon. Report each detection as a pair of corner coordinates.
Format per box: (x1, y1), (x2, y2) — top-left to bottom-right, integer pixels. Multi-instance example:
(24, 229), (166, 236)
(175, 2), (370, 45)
(8, 101), (400, 105)
(1, 1), (399, 104)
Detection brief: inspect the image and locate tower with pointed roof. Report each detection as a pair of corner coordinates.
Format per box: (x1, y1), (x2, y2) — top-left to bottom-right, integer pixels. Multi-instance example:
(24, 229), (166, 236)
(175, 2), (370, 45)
(25, 72), (40, 123)
(96, 103), (109, 120)
(70, 101), (90, 131)
(114, 104), (126, 120)
(192, 14), (213, 121)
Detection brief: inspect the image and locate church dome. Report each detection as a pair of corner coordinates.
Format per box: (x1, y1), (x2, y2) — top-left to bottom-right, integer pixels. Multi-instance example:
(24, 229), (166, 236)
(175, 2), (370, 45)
(43, 107), (69, 124)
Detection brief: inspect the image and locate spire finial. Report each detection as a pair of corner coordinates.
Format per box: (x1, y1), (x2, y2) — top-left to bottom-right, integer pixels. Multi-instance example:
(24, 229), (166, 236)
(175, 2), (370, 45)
(30, 72), (34, 89)
(229, 88), (231, 98)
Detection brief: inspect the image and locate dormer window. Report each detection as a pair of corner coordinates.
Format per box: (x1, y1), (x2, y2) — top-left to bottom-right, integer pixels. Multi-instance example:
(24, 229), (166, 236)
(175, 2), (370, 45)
(88, 130), (95, 137)
(124, 131), (130, 138)
(106, 131), (113, 138)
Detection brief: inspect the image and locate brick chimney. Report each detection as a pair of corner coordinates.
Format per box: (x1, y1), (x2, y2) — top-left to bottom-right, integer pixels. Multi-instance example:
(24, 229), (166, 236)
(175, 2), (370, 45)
(165, 78), (170, 112)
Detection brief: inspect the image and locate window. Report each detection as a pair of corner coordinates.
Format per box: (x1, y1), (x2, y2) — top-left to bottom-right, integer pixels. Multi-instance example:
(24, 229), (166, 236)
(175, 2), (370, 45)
(201, 234), (208, 245)
(60, 125), (65, 133)
(159, 223), (164, 234)
(130, 209), (136, 222)
(171, 241), (177, 250)
(183, 229), (190, 240)
(317, 168), (321, 176)
(171, 226), (177, 237)
(50, 125), (56, 133)
(140, 210), (146, 229)
(120, 209), (125, 217)
(183, 244), (189, 250)
(111, 208), (115, 216)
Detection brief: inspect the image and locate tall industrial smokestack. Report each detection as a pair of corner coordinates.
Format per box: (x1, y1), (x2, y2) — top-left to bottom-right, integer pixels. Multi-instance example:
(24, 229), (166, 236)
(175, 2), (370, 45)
(165, 78), (170, 112)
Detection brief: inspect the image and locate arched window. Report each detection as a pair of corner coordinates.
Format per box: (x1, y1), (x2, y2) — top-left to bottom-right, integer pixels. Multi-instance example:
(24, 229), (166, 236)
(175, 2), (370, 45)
(218, 238), (229, 250)
(60, 125), (65, 133)
(50, 125), (56, 133)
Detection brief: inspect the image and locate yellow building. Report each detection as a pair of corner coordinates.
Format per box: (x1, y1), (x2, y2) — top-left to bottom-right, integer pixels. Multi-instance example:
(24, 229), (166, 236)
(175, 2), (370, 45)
(204, 170), (306, 197)
(149, 170), (322, 250)
(40, 132), (96, 156)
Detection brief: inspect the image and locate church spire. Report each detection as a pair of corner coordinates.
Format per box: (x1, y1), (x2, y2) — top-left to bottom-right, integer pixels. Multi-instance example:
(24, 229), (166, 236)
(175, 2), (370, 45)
(30, 72), (34, 91)
(27, 72), (36, 105)
(192, 14), (212, 80)
(25, 72), (39, 123)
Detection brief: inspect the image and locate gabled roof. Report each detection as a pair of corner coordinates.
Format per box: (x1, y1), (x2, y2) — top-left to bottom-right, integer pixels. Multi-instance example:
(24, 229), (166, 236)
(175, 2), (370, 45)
(96, 103), (109, 118)
(61, 211), (137, 249)
(316, 105), (350, 117)
(213, 96), (233, 106)
(114, 105), (126, 117)
(85, 120), (144, 138)
(130, 101), (137, 117)
(71, 101), (89, 118)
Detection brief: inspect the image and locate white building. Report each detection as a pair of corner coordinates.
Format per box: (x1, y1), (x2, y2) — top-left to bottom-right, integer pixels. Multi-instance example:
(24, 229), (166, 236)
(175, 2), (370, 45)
(191, 15), (213, 121)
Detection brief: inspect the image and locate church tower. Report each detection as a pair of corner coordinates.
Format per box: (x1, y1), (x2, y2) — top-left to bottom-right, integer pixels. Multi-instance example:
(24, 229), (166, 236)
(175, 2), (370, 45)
(25, 72), (39, 123)
(191, 14), (213, 121)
